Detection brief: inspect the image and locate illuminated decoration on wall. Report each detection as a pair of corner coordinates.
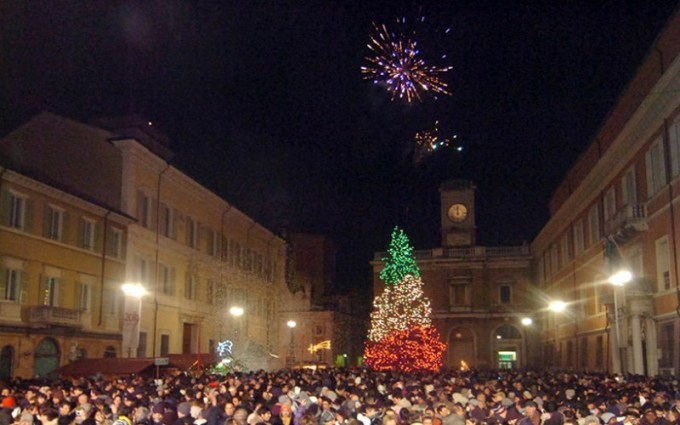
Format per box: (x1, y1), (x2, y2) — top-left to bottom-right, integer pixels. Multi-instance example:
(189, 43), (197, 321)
(365, 227), (446, 371)
(360, 15), (453, 104)
(413, 120), (458, 163)
(460, 360), (469, 371)
(308, 340), (332, 354)
(216, 340), (233, 357)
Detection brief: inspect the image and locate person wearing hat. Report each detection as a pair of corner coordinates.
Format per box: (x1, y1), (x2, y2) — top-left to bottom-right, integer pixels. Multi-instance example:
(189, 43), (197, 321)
(0, 396), (16, 425)
(175, 402), (193, 425)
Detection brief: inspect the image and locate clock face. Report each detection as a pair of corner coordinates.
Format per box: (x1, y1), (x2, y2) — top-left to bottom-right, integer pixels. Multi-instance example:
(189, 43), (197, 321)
(448, 203), (468, 223)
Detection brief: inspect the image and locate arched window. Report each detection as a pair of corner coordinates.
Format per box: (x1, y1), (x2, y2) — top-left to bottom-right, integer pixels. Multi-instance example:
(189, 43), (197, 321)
(103, 346), (117, 358)
(34, 338), (60, 377)
(495, 324), (522, 340)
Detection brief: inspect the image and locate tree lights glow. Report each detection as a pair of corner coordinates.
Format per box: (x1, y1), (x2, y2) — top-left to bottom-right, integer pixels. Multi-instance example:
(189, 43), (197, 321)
(379, 227), (420, 285)
(365, 227), (446, 372)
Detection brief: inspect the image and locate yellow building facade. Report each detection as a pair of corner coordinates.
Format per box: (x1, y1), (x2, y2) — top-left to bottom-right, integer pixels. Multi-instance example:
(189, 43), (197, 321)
(0, 113), (288, 376)
(532, 11), (680, 375)
(0, 168), (132, 378)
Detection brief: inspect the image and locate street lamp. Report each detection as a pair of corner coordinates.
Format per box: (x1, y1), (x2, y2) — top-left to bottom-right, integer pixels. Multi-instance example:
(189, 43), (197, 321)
(121, 283), (146, 358)
(521, 317), (533, 326)
(287, 320), (297, 367)
(608, 269), (632, 374)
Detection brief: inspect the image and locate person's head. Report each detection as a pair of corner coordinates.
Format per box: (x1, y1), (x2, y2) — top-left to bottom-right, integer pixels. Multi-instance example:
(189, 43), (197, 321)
(524, 401), (538, 415)
(225, 402), (236, 416)
(74, 404), (92, 424)
(423, 416), (434, 425)
(280, 404), (292, 418)
(436, 405), (450, 417)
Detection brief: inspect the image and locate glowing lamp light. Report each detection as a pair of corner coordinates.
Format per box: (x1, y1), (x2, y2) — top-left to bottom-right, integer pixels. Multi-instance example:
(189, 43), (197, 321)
(121, 283), (146, 298)
(609, 270), (633, 286)
(549, 300), (566, 313)
(229, 306), (244, 317)
(287, 320), (297, 329)
(521, 317), (533, 326)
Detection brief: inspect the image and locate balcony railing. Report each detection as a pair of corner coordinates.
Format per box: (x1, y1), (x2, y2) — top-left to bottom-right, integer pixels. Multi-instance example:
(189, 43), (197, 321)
(26, 305), (82, 328)
(374, 245), (531, 261)
(605, 203), (647, 243)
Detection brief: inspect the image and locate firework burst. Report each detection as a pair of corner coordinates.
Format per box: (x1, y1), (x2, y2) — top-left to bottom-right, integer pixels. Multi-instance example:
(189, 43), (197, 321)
(361, 20), (453, 103)
(413, 120), (457, 163)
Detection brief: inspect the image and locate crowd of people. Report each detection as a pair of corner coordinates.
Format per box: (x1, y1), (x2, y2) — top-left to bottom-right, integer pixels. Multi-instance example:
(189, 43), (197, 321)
(1, 368), (679, 425)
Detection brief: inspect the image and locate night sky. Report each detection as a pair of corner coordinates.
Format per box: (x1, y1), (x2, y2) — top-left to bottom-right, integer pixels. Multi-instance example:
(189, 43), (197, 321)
(1, 1), (678, 290)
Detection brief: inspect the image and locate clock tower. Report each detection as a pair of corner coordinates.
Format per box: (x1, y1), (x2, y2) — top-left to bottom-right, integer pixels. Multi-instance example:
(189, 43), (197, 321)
(440, 179), (476, 247)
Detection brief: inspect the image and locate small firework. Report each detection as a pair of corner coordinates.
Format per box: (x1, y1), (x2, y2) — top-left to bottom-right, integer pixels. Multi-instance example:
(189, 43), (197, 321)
(413, 120), (457, 163)
(361, 20), (453, 103)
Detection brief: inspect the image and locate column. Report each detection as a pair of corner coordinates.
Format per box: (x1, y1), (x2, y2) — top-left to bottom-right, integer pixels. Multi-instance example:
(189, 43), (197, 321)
(631, 314), (644, 375)
(645, 316), (658, 376)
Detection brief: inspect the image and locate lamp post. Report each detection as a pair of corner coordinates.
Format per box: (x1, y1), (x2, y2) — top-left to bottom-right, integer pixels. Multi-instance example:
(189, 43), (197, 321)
(608, 269), (632, 375)
(121, 283), (146, 358)
(287, 320), (297, 367)
(549, 300), (566, 367)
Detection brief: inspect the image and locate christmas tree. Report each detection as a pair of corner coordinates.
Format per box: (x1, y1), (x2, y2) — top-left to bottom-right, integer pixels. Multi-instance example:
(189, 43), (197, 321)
(364, 227), (446, 372)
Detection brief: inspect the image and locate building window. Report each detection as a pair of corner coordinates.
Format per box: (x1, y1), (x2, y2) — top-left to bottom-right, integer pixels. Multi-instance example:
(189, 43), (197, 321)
(603, 186), (616, 222)
(108, 227), (123, 258)
(573, 219), (584, 255)
(656, 237), (671, 291)
(9, 192), (26, 230)
(588, 204), (600, 247)
(76, 282), (91, 311)
(560, 234), (571, 266)
(2, 269), (20, 302)
(206, 279), (215, 305)
(669, 116), (680, 177)
(46, 205), (64, 241)
(646, 137), (667, 197)
(81, 218), (96, 251)
(103, 346), (116, 358)
(160, 264), (174, 296)
(449, 282), (469, 307)
(186, 217), (197, 248)
(160, 203), (174, 238)
(160, 334), (170, 356)
(41, 276), (60, 306)
(104, 287), (118, 315)
(622, 166), (637, 205)
(137, 332), (147, 358)
(550, 243), (559, 272)
(499, 285), (511, 304)
(207, 229), (218, 256)
(136, 256), (150, 286)
(137, 191), (152, 229)
(185, 274), (196, 300)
